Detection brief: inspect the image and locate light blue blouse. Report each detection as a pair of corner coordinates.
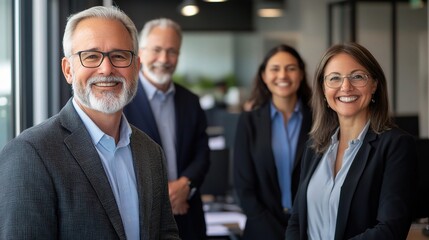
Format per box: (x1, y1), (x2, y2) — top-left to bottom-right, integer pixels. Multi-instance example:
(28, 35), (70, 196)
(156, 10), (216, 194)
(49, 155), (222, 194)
(306, 121), (370, 240)
(271, 100), (303, 210)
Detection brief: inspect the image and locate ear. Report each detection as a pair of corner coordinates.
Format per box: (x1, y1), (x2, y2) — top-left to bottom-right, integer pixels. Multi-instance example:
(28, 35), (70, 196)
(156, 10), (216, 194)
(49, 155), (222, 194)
(299, 69), (304, 82)
(261, 71), (267, 84)
(138, 48), (144, 63)
(61, 57), (73, 84)
(136, 55), (142, 70)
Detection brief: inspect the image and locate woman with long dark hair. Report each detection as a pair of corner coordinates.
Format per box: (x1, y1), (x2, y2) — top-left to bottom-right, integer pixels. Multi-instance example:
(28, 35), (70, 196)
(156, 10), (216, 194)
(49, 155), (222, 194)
(234, 44), (312, 240)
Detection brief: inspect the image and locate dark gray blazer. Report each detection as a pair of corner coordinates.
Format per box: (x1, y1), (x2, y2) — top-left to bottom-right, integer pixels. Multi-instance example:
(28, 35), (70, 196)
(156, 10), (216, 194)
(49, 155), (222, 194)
(0, 99), (180, 240)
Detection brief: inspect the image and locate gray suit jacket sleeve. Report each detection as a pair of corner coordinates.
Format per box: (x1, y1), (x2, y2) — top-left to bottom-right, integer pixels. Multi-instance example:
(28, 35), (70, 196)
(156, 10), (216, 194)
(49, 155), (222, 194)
(0, 136), (59, 239)
(0, 100), (180, 240)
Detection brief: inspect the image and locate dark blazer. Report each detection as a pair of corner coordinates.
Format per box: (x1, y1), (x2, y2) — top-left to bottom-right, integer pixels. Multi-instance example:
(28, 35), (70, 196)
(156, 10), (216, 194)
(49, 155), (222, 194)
(124, 79), (210, 240)
(0, 99), (180, 240)
(286, 128), (416, 240)
(233, 101), (312, 240)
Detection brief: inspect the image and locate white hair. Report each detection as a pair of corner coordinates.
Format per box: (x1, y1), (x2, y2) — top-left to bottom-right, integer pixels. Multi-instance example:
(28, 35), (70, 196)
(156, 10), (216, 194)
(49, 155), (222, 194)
(139, 18), (182, 49)
(62, 6), (139, 57)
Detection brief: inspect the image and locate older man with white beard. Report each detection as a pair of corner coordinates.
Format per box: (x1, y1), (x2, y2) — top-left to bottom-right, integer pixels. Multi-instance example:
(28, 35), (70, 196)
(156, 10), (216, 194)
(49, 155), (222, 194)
(124, 18), (210, 240)
(0, 6), (179, 240)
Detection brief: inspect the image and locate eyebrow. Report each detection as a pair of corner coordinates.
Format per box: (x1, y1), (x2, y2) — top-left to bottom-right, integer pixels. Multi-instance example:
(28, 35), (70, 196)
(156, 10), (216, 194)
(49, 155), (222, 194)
(268, 63), (298, 68)
(77, 47), (132, 52)
(325, 69), (367, 75)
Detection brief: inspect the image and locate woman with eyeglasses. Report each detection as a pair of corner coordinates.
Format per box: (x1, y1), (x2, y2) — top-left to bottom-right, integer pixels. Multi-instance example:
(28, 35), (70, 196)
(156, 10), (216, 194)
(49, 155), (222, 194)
(285, 42), (416, 240)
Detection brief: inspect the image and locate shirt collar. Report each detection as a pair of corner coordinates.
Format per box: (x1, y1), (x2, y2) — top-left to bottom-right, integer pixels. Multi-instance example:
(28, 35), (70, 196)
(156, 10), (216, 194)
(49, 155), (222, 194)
(270, 98), (302, 119)
(140, 71), (175, 100)
(330, 120), (371, 145)
(72, 98), (132, 147)
(117, 115), (132, 148)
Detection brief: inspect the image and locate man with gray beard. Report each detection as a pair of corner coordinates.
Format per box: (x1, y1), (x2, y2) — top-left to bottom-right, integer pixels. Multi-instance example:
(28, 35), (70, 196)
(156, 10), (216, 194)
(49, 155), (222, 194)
(124, 18), (210, 240)
(0, 6), (179, 240)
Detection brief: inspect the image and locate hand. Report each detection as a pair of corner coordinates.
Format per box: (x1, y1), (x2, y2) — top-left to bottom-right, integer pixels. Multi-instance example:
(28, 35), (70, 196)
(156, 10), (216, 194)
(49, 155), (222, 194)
(168, 177), (191, 215)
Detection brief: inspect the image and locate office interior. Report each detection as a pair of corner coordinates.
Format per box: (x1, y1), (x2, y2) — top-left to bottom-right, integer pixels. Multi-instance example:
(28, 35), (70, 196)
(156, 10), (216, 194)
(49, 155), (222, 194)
(1, 0), (429, 239)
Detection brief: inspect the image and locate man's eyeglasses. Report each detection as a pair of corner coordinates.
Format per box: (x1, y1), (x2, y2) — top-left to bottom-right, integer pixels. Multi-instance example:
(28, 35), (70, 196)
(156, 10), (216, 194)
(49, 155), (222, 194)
(145, 47), (179, 57)
(324, 71), (371, 88)
(72, 50), (135, 68)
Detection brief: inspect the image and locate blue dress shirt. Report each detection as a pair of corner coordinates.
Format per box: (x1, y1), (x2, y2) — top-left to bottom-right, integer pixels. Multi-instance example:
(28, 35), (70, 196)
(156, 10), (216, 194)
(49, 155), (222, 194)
(140, 73), (178, 180)
(271, 100), (303, 210)
(306, 121), (370, 240)
(72, 98), (139, 240)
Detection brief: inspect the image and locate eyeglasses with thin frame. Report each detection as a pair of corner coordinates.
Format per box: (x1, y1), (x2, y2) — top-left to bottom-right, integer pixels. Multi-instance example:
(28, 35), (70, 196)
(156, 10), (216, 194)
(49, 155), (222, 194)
(72, 50), (135, 68)
(324, 71), (371, 88)
(145, 47), (179, 57)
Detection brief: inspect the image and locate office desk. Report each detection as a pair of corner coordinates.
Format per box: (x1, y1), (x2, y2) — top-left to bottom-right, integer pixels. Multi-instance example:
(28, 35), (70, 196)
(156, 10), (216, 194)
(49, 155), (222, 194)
(205, 211), (246, 240)
(205, 213), (428, 239)
(408, 223), (429, 240)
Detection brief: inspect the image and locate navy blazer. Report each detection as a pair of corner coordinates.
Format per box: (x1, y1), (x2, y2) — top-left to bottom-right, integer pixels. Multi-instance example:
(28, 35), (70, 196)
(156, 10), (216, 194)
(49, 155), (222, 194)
(286, 128), (416, 240)
(0, 99), (180, 239)
(124, 79), (210, 240)
(233, 101), (312, 240)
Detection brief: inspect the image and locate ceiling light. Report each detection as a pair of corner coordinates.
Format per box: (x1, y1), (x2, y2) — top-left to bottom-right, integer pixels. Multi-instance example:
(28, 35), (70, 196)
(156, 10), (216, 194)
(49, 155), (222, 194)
(179, 0), (199, 16)
(204, 0), (228, 2)
(257, 0), (284, 18)
(258, 8), (283, 17)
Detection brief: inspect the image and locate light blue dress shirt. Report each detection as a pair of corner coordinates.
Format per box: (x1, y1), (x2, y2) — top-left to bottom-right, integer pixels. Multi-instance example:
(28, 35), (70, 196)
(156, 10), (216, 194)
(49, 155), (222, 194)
(306, 121), (370, 240)
(140, 73), (178, 180)
(72, 99), (140, 240)
(271, 100), (303, 210)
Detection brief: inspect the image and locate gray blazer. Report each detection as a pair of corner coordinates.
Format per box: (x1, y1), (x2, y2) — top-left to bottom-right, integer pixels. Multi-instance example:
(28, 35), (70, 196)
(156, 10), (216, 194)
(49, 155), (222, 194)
(0, 99), (180, 240)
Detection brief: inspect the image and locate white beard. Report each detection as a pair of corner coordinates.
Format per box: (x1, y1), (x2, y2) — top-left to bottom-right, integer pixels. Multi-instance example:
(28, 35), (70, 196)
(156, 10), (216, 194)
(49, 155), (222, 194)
(72, 75), (137, 114)
(142, 62), (173, 85)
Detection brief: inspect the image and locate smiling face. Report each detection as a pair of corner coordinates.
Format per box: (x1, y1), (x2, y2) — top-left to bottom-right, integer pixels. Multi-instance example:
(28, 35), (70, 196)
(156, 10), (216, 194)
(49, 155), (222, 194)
(139, 26), (181, 91)
(61, 17), (140, 115)
(262, 51), (303, 103)
(323, 53), (377, 122)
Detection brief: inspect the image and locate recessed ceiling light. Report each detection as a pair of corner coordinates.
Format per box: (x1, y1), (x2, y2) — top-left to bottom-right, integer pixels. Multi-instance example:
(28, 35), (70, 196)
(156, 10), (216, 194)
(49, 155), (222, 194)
(179, 0), (199, 16)
(258, 8), (283, 18)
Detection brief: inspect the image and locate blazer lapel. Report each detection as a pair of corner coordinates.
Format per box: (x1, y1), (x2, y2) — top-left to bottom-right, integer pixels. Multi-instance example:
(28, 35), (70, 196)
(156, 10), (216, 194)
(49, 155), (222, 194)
(130, 128), (153, 240)
(127, 79), (162, 145)
(60, 100), (126, 239)
(300, 151), (323, 239)
(173, 84), (183, 163)
(294, 104), (312, 170)
(141, 81), (163, 144)
(257, 104), (280, 191)
(334, 130), (377, 240)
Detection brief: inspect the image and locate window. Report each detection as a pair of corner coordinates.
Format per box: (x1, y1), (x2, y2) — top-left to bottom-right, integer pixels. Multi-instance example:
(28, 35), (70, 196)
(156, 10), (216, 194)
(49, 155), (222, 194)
(0, 1), (12, 149)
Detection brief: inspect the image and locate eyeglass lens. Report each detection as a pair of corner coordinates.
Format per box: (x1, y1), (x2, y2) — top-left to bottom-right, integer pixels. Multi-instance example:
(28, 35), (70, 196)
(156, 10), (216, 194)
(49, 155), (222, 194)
(324, 72), (369, 88)
(79, 50), (133, 68)
(148, 47), (178, 57)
